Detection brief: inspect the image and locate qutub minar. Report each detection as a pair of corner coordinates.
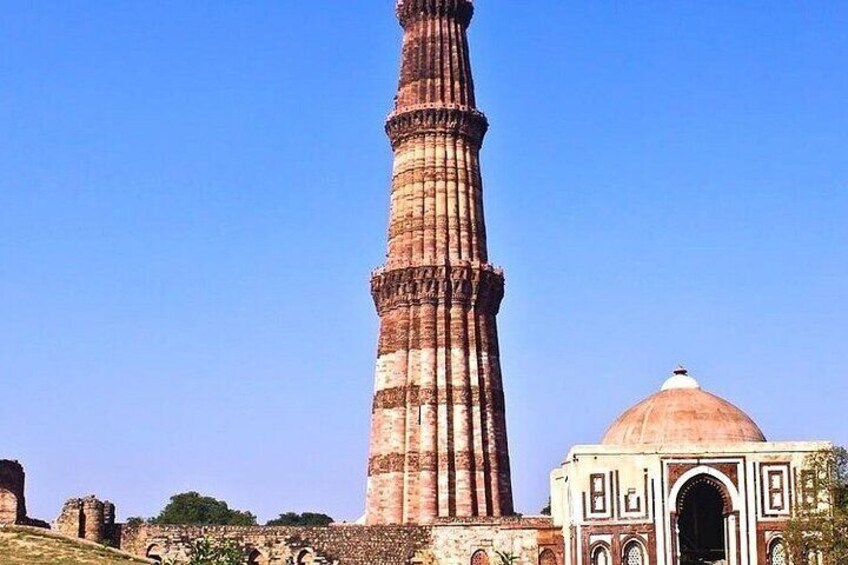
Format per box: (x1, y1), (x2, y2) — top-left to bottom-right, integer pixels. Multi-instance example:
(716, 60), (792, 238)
(0, 1), (832, 564)
(366, 0), (513, 525)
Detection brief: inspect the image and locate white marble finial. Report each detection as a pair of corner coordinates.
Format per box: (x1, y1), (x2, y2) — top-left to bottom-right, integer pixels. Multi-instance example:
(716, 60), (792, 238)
(661, 365), (701, 391)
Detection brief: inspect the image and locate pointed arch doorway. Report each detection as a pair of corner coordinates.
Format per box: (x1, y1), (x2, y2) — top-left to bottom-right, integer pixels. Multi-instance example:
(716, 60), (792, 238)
(671, 473), (740, 565)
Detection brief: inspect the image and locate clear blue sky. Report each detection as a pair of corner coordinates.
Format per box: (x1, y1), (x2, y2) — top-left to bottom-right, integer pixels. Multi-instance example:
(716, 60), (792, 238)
(2, 1), (846, 524)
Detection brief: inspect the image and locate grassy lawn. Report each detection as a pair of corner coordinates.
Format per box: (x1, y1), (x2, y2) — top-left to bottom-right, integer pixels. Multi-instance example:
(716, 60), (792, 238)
(0, 527), (150, 565)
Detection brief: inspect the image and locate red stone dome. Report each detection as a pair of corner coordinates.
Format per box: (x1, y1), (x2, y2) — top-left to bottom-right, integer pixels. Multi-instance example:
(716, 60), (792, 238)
(601, 367), (766, 446)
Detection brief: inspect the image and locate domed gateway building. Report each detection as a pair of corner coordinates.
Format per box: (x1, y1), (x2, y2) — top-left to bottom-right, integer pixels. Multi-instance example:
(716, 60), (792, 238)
(550, 367), (828, 565)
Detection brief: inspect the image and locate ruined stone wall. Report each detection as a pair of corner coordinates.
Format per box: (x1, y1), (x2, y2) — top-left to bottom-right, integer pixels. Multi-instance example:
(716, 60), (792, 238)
(430, 517), (559, 564)
(120, 517), (559, 565)
(121, 524), (431, 565)
(56, 498), (84, 538)
(0, 460), (26, 525)
(55, 495), (117, 545)
(103, 500), (117, 546)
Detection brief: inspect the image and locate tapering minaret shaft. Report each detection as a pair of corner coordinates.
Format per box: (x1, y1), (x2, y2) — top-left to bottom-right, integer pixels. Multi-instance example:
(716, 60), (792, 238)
(366, 0), (514, 525)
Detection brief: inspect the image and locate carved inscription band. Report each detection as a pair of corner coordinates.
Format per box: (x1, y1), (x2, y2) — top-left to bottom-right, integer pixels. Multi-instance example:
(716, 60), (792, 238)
(372, 385), (506, 412)
(368, 450), (509, 476)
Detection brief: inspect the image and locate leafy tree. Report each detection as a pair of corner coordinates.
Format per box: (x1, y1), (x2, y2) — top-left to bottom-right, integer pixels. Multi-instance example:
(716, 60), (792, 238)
(124, 516), (145, 528)
(495, 550), (519, 565)
(185, 537), (245, 565)
(785, 447), (848, 565)
(266, 512), (334, 527)
(540, 498), (551, 516)
(150, 492), (257, 526)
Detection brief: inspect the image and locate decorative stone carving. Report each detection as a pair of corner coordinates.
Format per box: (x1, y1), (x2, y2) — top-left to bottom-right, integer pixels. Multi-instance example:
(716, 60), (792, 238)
(386, 107), (488, 149)
(370, 264), (504, 315)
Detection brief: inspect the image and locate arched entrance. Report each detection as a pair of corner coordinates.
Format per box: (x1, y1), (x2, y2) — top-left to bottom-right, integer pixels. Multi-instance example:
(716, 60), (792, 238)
(539, 548), (557, 565)
(247, 549), (268, 565)
(296, 549), (315, 565)
(146, 544), (163, 564)
(676, 475), (732, 565)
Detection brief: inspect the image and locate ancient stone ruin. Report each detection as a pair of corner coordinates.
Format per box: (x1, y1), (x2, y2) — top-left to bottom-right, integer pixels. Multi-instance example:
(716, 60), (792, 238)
(0, 459), (48, 528)
(55, 495), (118, 546)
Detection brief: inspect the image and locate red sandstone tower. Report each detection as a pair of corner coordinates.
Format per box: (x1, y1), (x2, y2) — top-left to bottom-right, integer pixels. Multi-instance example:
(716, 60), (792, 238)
(366, 0), (514, 525)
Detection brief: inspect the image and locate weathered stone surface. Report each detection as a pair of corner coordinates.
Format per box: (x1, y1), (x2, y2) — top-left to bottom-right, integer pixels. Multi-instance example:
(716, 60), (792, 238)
(371, 264), (504, 316)
(121, 518), (557, 565)
(0, 459), (48, 528)
(55, 495), (117, 546)
(122, 524), (431, 565)
(0, 460), (26, 526)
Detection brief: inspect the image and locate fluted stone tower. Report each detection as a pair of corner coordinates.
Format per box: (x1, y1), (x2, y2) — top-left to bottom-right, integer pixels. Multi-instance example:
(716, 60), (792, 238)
(366, 0), (514, 525)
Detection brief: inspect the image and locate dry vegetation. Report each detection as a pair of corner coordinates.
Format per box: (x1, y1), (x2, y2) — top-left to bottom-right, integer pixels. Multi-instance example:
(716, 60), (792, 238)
(0, 526), (150, 565)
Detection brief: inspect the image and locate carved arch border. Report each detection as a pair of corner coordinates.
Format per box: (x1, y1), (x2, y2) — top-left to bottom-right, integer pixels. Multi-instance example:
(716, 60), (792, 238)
(247, 547), (270, 565)
(621, 537), (648, 564)
(588, 540), (612, 565)
(675, 473), (734, 515)
(767, 536), (787, 565)
(668, 465), (741, 514)
(470, 549), (491, 565)
(666, 465), (744, 565)
(145, 543), (164, 563)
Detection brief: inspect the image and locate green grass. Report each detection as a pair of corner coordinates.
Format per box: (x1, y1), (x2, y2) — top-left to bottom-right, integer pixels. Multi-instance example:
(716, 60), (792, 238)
(0, 526), (150, 565)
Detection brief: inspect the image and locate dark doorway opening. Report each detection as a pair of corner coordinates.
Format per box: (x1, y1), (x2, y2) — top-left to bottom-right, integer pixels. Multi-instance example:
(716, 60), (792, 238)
(678, 479), (727, 565)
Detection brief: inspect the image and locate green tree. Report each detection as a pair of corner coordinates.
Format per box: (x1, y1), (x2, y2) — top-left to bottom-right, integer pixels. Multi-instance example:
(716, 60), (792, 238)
(151, 492), (257, 526)
(785, 447), (848, 565)
(185, 537), (245, 565)
(495, 550), (519, 565)
(540, 498), (551, 516)
(124, 516), (145, 528)
(266, 512), (334, 527)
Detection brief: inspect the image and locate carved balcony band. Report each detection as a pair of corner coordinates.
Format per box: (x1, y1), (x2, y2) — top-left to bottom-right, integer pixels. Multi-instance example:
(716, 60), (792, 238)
(386, 106), (488, 149)
(397, 0), (474, 29)
(371, 264), (504, 315)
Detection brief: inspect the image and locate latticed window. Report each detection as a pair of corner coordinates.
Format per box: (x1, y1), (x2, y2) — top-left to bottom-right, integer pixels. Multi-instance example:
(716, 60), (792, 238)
(624, 542), (644, 565)
(471, 550), (490, 565)
(769, 540), (786, 565)
(539, 548), (557, 565)
(591, 546), (610, 565)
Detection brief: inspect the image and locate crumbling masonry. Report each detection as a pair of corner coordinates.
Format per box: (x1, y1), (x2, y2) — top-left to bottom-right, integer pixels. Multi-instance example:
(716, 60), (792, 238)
(0, 459), (48, 528)
(55, 495), (118, 546)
